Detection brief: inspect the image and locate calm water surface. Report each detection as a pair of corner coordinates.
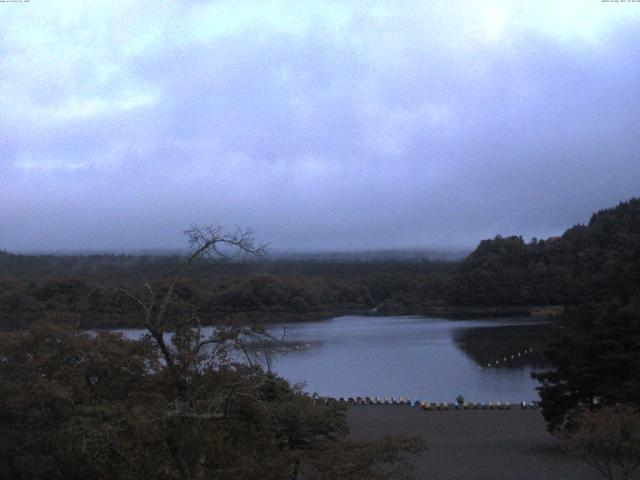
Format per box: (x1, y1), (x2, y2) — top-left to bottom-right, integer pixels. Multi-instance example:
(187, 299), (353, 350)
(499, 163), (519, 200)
(116, 315), (552, 403)
(261, 315), (551, 403)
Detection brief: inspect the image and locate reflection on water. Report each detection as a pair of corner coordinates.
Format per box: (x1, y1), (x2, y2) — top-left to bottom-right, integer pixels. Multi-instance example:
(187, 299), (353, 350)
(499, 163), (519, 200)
(113, 315), (554, 403)
(453, 323), (550, 369)
(260, 315), (553, 402)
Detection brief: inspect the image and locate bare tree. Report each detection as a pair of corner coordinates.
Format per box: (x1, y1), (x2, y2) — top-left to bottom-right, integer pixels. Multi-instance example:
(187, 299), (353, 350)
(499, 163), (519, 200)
(115, 225), (265, 367)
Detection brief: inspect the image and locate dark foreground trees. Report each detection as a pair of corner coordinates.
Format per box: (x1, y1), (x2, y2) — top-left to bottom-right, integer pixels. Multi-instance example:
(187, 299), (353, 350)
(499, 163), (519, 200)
(0, 323), (422, 480)
(535, 299), (640, 478)
(533, 299), (640, 432)
(0, 226), (423, 479)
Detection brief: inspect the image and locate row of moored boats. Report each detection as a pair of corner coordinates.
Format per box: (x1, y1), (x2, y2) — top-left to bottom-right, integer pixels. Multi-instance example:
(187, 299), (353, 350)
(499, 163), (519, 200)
(312, 395), (540, 410)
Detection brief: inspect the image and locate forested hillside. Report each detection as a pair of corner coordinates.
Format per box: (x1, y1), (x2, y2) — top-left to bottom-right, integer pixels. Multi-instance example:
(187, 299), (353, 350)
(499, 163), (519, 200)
(2, 197), (639, 329)
(447, 198), (640, 306)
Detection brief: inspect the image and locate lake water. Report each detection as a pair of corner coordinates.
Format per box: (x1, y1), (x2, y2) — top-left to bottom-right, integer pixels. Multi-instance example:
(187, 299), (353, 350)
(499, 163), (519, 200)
(115, 315), (553, 404)
(261, 315), (552, 403)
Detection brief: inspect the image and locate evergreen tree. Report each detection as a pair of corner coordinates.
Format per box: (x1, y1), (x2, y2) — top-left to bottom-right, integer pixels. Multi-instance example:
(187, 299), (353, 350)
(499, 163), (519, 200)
(533, 299), (640, 431)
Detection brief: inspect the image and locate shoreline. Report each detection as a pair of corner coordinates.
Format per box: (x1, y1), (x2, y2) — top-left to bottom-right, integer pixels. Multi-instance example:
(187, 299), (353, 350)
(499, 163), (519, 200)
(0, 304), (564, 332)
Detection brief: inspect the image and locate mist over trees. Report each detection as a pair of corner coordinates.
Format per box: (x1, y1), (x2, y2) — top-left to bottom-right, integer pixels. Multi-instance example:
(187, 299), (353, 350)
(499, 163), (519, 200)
(2, 197), (639, 331)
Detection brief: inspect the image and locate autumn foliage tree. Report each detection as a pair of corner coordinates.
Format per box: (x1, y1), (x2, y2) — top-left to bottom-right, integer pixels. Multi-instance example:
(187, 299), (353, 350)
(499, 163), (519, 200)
(0, 226), (423, 480)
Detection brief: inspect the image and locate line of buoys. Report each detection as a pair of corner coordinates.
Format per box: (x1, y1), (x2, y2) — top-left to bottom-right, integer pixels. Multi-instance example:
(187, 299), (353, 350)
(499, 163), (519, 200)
(483, 347), (535, 368)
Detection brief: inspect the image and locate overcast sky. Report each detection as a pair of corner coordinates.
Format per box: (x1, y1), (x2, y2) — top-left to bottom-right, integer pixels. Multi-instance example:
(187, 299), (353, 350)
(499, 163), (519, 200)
(1, 1), (639, 253)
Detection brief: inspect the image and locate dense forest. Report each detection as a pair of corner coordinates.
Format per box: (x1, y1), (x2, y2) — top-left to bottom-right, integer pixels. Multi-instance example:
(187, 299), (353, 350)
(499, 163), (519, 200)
(1, 197), (639, 330)
(0, 253), (454, 329)
(447, 197), (640, 306)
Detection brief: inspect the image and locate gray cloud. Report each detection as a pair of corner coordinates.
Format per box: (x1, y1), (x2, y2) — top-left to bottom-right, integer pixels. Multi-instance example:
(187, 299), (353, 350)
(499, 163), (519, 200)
(1, 1), (639, 252)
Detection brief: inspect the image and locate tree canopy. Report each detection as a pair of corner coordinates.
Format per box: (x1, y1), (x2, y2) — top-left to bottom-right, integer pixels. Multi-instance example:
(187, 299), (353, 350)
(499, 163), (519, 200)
(447, 197), (640, 307)
(0, 226), (423, 479)
(533, 299), (640, 432)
